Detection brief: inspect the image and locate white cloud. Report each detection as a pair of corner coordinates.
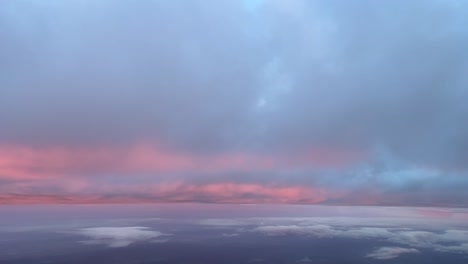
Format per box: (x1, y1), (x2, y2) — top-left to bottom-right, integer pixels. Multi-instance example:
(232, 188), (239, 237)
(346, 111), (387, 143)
(388, 230), (468, 254)
(366, 247), (419, 260)
(253, 222), (468, 255)
(200, 214), (468, 230)
(199, 214), (468, 256)
(77, 226), (168, 248)
(387, 230), (438, 248)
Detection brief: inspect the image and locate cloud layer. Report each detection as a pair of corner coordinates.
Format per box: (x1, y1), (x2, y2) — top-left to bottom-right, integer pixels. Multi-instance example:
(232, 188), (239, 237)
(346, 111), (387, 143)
(1, 0), (468, 205)
(254, 222), (468, 255)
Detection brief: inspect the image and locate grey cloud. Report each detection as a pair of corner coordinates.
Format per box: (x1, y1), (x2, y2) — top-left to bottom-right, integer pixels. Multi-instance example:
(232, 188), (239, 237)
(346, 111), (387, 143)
(0, 0), (267, 152)
(254, 224), (336, 237)
(1, 0), (467, 161)
(266, 1), (468, 164)
(222, 233), (239, 237)
(256, 0), (468, 167)
(2, 0), (468, 204)
(296, 257), (313, 263)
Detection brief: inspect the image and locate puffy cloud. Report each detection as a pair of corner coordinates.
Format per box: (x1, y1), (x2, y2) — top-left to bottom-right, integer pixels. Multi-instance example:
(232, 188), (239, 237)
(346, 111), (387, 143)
(77, 226), (168, 248)
(366, 247), (419, 260)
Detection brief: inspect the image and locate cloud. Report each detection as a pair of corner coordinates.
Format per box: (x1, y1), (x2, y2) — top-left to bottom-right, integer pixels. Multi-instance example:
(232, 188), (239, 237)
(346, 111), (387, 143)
(247, 258), (265, 263)
(254, 224), (335, 237)
(1, 0), (468, 206)
(222, 233), (239, 237)
(0, 182), (331, 204)
(199, 218), (249, 226)
(297, 257), (313, 263)
(388, 229), (468, 254)
(199, 206), (468, 228)
(251, 215), (468, 255)
(366, 247), (419, 260)
(253, 224), (397, 242)
(76, 226), (168, 248)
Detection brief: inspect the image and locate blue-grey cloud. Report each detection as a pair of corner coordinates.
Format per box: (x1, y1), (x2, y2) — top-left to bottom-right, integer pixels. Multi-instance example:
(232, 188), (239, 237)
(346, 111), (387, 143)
(1, 0), (468, 205)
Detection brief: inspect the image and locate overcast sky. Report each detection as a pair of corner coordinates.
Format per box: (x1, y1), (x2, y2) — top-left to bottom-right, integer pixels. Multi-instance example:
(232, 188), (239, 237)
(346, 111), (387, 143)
(1, 0), (468, 206)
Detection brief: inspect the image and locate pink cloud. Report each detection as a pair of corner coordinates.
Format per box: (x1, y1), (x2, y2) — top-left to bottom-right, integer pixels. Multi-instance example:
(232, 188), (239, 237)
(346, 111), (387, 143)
(416, 208), (455, 218)
(0, 143), (365, 204)
(0, 143), (363, 180)
(0, 182), (333, 204)
(0, 144), (274, 179)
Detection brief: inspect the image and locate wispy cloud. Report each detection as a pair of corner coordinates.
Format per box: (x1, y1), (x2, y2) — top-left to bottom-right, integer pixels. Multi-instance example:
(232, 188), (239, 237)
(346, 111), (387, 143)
(366, 247), (419, 260)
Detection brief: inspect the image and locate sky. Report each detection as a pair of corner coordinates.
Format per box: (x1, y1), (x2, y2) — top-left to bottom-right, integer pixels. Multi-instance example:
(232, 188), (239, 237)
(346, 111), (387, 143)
(1, 0), (468, 206)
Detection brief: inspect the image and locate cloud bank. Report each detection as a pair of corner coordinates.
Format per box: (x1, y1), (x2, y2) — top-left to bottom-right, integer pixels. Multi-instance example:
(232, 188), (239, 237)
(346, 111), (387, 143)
(1, 0), (468, 206)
